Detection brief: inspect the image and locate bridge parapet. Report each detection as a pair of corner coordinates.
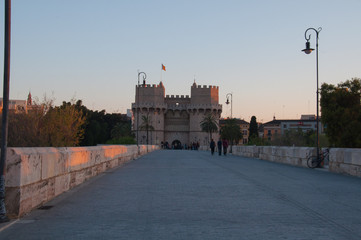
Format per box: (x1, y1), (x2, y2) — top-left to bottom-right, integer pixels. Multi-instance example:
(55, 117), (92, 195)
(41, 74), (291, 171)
(4, 145), (159, 218)
(329, 148), (361, 177)
(225, 145), (315, 167)
(202, 145), (361, 178)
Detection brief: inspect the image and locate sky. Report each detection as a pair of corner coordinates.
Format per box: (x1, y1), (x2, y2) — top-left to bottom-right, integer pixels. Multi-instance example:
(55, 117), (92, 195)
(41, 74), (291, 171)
(0, 0), (361, 123)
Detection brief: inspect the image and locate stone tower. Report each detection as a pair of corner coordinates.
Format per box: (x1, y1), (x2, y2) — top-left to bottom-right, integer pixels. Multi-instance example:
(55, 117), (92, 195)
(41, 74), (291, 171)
(132, 81), (222, 148)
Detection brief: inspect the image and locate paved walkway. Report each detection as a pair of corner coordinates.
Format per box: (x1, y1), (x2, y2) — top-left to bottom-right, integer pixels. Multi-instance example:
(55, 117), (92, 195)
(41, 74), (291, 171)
(1, 150), (361, 239)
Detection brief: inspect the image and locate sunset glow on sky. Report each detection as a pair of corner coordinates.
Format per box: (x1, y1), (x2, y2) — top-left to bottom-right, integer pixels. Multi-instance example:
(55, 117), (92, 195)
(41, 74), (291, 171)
(1, 0), (361, 122)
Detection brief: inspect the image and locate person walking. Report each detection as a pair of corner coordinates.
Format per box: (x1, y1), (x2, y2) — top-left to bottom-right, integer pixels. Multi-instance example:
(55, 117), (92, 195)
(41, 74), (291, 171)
(222, 138), (229, 156)
(210, 139), (215, 155)
(217, 139), (222, 156)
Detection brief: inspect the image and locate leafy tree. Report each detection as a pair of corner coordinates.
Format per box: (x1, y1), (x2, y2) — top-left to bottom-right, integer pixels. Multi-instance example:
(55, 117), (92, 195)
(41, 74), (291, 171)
(220, 119), (242, 145)
(269, 129), (329, 147)
(3, 98), (85, 147)
(200, 113), (219, 142)
(249, 116), (258, 141)
(139, 115), (154, 145)
(111, 122), (132, 140)
(271, 129), (309, 147)
(248, 135), (269, 146)
(106, 136), (136, 145)
(321, 78), (361, 147)
(78, 103), (132, 146)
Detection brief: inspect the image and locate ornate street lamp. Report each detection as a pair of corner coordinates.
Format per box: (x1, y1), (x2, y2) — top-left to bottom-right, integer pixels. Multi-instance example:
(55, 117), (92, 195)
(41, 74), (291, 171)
(302, 27), (322, 162)
(225, 93), (233, 153)
(137, 71), (146, 153)
(226, 93), (232, 119)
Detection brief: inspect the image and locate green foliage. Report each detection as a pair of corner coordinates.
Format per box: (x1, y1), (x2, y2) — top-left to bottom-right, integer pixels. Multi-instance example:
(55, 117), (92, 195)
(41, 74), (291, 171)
(139, 115), (155, 145)
(42, 102), (85, 146)
(321, 78), (361, 148)
(105, 136), (136, 145)
(271, 129), (310, 147)
(1, 96), (133, 147)
(249, 116), (258, 141)
(220, 119), (242, 145)
(3, 98), (85, 147)
(78, 103), (132, 146)
(248, 136), (269, 146)
(269, 129), (329, 147)
(139, 115), (155, 132)
(111, 122), (132, 139)
(200, 113), (219, 141)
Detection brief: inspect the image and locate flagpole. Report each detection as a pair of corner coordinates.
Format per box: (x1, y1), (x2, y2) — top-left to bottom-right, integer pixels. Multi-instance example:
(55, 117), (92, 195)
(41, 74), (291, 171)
(161, 63), (166, 82)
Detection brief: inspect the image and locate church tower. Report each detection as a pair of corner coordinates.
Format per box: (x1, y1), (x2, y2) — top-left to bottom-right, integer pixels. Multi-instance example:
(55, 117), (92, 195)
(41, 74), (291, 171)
(27, 92), (32, 106)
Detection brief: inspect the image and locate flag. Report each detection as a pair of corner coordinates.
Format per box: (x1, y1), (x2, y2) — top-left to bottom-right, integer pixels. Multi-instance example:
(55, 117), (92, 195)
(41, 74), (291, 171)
(162, 64), (166, 71)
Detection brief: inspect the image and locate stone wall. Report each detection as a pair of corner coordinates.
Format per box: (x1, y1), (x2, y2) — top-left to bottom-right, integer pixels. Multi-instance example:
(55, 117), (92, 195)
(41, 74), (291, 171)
(201, 145), (361, 178)
(200, 145), (315, 167)
(329, 148), (361, 177)
(226, 145), (315, 167)
(4, 145), (159, 218)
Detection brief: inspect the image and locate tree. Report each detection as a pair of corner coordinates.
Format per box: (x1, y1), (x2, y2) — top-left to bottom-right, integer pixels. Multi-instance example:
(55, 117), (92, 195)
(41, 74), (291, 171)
(320, 78), (361, 148)
(249, 116), (258, 141)
(220, 119), (242, 145)
(200, 113), (219, 142)
(139, 115), (154, 145)
(111, 122), (132, 140)
(78, 103), (132, 146)
(2, 98), (85, 147)
(41, 102), (85, 146)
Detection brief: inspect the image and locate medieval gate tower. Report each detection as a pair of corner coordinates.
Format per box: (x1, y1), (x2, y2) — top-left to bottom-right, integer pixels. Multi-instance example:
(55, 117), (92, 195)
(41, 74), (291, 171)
(132, 81), (222, 148)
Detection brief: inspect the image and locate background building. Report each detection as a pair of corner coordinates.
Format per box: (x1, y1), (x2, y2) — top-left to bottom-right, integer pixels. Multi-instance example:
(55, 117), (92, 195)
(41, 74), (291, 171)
(131, 81), (222, 148)
(0, 92), (33, 114)
(263, 115), (324, 141)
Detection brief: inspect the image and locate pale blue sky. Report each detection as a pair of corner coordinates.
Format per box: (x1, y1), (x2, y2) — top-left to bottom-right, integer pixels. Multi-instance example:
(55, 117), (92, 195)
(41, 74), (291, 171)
(1, 0), (361, 122)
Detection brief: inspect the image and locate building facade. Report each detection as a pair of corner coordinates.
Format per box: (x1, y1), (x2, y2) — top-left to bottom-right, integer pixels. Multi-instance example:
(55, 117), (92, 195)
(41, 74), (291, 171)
(0, 92), (33, 113)
(263, 115), (324, 141)
(131, 81), (222, 148)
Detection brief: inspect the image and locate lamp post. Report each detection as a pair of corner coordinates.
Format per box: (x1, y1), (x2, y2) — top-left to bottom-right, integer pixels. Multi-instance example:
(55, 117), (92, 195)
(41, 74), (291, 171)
(0, 0), (11, 223)
(226, 93), (232, 119)
(137, 71), (146, 154)
(225, 93), (233, 153)
(302, 27), (322, 161)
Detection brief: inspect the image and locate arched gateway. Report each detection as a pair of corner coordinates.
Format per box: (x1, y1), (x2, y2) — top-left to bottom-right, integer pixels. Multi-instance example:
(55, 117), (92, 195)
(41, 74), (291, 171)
(172, 140), (182, 149)
(132, 81), (222, 147)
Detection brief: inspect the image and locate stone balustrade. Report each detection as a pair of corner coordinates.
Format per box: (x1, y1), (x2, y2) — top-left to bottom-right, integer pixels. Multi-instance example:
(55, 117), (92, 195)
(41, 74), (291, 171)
(202, 145), (361, 178)
(4, 145), (159, 218)
(231, 145), (315, 167)
(329, 148), (361, 177)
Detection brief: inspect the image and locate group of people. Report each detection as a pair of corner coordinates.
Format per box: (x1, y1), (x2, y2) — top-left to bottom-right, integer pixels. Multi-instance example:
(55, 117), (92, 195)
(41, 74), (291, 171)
(161, 141), (200, 150)
(210, 138), (229, 156)
(185, 142), (200, 150)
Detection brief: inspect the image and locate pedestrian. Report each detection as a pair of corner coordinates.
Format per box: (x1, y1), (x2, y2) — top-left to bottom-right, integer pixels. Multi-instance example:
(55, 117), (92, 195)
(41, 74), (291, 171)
(210, 139), (215, 155)
(222, 138), (228, 156)
(217, 139), (222, 156)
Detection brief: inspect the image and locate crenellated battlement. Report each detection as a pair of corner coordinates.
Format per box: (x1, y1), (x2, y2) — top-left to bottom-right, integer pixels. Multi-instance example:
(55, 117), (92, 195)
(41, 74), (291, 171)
(137, 83), (165, 89)
(132, 81), (222, 147)
(131, 102), (167, 109)
(165, 95), (190, 99)
(192, 84), (219, 89)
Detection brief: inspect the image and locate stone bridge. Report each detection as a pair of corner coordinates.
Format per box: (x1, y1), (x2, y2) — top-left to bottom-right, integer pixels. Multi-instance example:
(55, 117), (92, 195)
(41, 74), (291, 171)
(1, 147), (361, 239)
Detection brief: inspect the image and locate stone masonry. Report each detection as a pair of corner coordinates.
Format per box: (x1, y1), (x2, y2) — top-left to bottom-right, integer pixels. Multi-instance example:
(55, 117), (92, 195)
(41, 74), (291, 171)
(132, 82), (222, 148)
(4, 145), (159, 218)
